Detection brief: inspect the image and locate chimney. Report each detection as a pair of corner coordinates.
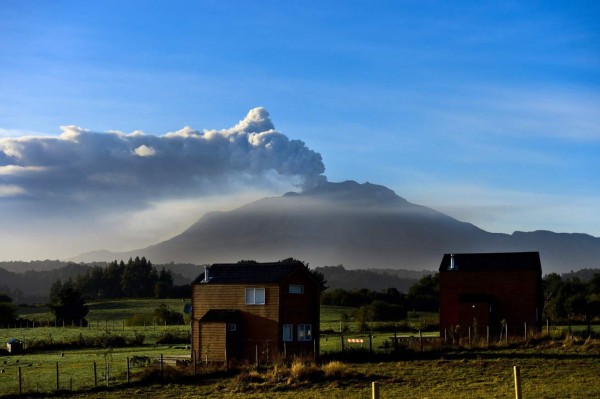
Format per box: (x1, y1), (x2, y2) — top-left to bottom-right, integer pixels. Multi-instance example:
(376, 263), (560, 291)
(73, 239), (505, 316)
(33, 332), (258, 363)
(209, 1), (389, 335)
(203, 265), (210, 283)
(450, 254), (455, 270)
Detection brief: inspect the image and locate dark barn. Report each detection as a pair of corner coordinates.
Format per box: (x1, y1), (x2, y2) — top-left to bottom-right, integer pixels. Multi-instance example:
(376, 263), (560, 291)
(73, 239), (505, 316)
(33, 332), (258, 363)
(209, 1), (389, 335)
(439, 252), (543, 339)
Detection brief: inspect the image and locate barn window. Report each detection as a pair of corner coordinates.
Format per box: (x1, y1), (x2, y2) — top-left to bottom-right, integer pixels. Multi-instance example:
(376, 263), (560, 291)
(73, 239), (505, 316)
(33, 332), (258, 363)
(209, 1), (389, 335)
(245, 288), (265, 305)
(289, 284), (304, 294)
(297, 324), (312, 341)
(227, 323), (237, 332)
(283, 324), (293, 341)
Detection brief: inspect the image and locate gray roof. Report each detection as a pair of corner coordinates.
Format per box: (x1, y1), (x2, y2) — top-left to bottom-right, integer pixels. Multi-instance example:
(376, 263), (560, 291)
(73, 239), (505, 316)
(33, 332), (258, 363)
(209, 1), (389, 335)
(439, 252), (542, 273)
(192, 260), (308, 284)
(199, 309), (240, 323)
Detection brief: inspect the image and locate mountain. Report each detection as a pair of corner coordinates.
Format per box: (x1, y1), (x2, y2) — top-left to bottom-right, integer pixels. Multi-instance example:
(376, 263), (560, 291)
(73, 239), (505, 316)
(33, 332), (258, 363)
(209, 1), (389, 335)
(73, 180), (600, 274)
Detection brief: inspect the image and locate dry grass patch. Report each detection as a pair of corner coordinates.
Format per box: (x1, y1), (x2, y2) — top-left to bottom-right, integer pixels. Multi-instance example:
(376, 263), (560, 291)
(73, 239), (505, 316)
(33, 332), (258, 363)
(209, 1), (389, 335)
(322, 361), (351, 378)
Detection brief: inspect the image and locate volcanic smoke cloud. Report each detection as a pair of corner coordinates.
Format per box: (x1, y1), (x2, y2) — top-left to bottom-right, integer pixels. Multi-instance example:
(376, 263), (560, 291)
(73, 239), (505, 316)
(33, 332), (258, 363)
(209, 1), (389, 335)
(0, 108), (326, 212)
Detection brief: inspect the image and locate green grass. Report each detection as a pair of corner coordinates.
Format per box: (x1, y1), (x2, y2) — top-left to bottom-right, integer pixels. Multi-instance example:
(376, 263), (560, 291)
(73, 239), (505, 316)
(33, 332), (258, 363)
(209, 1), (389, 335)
(4, 300), (600, 397)
(3, 343), (597, 399)
(17, 299), (188, 324)
(0, 346), (190, 396)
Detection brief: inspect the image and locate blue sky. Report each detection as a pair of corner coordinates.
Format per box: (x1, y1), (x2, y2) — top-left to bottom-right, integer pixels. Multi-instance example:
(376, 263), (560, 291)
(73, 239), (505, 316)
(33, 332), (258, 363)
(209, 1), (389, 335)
(1, 1), (599, 260)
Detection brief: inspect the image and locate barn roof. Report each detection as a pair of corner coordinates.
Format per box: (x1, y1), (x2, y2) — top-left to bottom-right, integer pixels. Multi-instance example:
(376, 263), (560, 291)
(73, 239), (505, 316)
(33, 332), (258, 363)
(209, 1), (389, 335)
(192, 260), (310, 284)
(438, 252), (542, 273)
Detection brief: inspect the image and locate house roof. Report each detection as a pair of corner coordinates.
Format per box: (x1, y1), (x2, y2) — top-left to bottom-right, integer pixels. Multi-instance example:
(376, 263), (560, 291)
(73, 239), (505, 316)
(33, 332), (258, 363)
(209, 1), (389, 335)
(192, 260), (311, 285)
(438, 252), (542, 273)
(199, 309), (240, 323)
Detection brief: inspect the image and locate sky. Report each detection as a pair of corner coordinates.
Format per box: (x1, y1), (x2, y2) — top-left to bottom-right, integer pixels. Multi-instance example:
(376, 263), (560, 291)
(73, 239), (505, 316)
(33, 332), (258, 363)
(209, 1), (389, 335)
(1, 1), (599, 261)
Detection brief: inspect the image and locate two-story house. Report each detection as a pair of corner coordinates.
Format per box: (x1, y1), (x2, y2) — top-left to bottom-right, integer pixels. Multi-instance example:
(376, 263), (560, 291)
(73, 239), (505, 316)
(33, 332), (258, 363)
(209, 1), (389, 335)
(191, 260), (321, 363)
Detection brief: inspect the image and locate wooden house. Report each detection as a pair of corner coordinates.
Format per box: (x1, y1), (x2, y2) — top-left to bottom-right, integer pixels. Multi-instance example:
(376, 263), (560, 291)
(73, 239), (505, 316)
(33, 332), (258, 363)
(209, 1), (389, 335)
(439, 252), (543, 338)
(191, 260), (321, 363)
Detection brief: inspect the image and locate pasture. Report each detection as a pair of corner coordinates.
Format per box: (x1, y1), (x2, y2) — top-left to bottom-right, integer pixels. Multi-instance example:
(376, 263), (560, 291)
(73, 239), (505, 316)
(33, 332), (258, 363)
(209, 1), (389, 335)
(1, 300), (599, 398)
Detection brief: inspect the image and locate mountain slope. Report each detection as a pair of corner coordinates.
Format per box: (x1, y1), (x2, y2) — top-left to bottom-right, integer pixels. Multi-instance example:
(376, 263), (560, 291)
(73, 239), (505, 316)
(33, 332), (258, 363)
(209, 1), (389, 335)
(74, 181), (600, 273)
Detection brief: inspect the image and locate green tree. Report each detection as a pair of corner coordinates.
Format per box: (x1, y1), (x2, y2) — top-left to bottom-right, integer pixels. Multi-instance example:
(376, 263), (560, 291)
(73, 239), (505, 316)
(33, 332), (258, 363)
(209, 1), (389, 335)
(121, 257), (157, 297)
(154, 267), (174, 298)
(48, 279), (89, 325)
(0, 292), (17, 325)
(408, 273), (439, 301)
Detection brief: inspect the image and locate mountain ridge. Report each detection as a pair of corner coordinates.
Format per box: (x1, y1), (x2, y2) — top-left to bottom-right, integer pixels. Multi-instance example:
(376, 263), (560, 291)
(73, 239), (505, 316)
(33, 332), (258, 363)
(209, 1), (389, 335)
(71, 180), (600, 274)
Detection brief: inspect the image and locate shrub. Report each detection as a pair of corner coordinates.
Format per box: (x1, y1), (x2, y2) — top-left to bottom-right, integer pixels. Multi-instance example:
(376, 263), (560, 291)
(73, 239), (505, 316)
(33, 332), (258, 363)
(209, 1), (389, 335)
(130, 355), (152, 367)
(322, 361), (350, 378)
(288, 359), (322, 383)
(126, 313), (154, 327)
(156, 330), (189, 345)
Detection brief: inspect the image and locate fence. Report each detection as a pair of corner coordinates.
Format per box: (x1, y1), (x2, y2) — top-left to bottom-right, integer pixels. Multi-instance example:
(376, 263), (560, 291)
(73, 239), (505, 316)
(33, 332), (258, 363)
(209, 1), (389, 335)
(0, 350), (192, 396)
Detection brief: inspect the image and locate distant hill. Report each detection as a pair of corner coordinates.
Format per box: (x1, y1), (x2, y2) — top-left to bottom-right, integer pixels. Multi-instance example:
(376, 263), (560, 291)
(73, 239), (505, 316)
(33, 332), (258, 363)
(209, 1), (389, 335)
(315, 265), (432, 292)
(72, 180), (600, 274)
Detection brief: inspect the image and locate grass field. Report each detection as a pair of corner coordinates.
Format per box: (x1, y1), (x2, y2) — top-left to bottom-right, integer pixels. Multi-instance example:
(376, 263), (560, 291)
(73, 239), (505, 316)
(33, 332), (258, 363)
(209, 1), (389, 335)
(2, 300), (599, 398)
(3, 343), (598, 398)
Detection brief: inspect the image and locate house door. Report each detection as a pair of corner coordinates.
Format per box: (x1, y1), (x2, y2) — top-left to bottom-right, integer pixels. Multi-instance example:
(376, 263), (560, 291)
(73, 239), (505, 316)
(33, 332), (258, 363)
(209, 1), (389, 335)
(458, 302), (489, 338)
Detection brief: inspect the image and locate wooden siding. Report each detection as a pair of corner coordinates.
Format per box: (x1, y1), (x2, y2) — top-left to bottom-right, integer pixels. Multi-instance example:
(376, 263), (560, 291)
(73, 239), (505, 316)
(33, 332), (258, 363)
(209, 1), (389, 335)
(279, 268), (321, 355)
(192, 283), (280, 360)
(199, 322), (226, 363)
(191, 266), (321, 361)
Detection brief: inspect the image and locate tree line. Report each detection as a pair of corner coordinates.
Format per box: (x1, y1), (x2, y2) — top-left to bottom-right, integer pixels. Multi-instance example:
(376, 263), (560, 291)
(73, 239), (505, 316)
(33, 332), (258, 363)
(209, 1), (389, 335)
(543, 272), (600, 323)
(72, 256), (184, 300)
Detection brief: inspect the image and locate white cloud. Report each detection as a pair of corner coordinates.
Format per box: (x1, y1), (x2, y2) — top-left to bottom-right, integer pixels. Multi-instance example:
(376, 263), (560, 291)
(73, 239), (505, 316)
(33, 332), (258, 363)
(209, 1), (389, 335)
(0, 184), (25, 197)
(133, 145), (156, 157)
(0, 107), (326, 210)
(0, 165), (46, 175)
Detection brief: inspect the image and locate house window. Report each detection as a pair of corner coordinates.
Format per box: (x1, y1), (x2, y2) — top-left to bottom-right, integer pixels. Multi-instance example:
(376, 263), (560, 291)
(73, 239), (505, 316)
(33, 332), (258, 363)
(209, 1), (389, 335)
(297, 324), (312, 341)
(289, 284), (304, 294)
(245, 288), (265, 305)
(283, 324), (293, 341)
(227, 323), (237, 332)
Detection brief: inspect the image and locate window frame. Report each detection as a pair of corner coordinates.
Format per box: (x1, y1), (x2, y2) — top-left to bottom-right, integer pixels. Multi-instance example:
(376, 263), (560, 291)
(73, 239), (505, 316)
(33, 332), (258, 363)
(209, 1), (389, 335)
(282, 324), (293, 341)
(245, 288), (266, 305)
(227, 323), (237, 332)
(297, 324), (312, 342)
(288, 284), (304, 294)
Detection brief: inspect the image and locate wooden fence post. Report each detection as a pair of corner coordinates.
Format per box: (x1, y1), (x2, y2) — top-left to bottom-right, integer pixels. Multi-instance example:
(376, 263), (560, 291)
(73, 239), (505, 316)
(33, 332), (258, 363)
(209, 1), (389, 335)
(487, 326), (490, 347)
(513, 366), (522, 399)
(369, 332), (373, 354)
(372, 381), (380, 399)
(106, 363), (110, 387)
(126, 357), (130, 383)
(160, 354), (164, 380)
(255, 345), (259, 368)
(524, 322), (527, 341)
(93, 362), (97, 387)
